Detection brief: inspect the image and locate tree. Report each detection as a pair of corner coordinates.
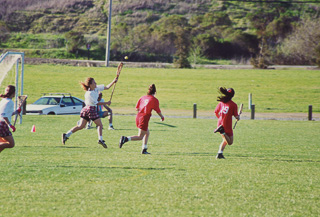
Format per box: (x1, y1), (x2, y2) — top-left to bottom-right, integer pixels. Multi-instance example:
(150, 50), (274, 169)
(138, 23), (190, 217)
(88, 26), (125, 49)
(281, 18), (320, 67)
(247, 7), (278, 68)
(174, 27), (191, 68)
(0, 21), (9, 46)
(64, 31), (85, 54)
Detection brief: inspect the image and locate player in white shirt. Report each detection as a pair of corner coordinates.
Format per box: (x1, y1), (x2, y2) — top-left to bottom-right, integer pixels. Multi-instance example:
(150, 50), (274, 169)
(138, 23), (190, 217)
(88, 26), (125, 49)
(62, 77), (117, 148)
(0, 85), (21, 153)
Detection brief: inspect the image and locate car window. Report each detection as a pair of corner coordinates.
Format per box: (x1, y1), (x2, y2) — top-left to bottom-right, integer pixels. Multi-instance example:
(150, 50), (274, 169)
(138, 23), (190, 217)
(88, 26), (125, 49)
(61, 97), (74, 106)
(72, 97), (83, 106)
(48, 97), (60, 105)
(33, 97), (50, 105)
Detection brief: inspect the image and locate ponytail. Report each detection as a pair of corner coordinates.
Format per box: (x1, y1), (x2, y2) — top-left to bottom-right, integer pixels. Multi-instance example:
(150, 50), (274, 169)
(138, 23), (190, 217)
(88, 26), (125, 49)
(0, 85), (15, 98)
(217, 87), (235, 103)
(147, 84), (156, 95)
(80, 77), (94, 91)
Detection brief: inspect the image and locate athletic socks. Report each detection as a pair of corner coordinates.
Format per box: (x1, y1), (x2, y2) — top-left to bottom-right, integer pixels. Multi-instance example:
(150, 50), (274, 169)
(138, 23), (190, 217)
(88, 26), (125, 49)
(127, 137), (132, 141)
(99, 136), (103, 141)
(142, 144), (147, 150)
(66, 131), (73, 138)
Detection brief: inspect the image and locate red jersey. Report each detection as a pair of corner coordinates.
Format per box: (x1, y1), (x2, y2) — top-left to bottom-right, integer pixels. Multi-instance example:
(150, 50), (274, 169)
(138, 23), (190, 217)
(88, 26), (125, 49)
(136, 95), (161, 116)
(214, 100), (238, 135)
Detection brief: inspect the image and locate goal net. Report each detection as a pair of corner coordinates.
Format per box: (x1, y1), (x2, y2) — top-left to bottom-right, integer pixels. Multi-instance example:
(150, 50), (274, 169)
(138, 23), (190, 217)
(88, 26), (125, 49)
(0, 51), (25, 124)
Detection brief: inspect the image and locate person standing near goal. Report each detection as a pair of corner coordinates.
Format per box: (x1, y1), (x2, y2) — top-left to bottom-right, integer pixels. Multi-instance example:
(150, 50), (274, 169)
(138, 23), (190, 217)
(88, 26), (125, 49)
(119, 84), (164, 154)
(62, 77), (117, 148)
(214, 87), (239, 159)
(0, 85), (21, 153)
(87, 92), (114, 130)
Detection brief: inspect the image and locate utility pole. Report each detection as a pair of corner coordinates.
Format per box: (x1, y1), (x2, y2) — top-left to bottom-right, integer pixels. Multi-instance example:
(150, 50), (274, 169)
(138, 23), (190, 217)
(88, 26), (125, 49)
(105, 0), (112, 66)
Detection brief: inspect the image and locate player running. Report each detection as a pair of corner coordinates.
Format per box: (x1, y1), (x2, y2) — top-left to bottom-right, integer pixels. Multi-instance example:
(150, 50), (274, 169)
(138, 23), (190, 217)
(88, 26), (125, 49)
(0, 85), (21, 153)
(62, 77), (117, 148)
(214, 87), (239, 159)
(119, 84), (164, 154)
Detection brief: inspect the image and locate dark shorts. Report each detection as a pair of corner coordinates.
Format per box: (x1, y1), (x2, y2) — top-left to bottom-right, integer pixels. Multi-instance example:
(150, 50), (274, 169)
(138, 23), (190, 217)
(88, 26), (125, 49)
(136, 113), (151, 131)
(0, 121), (12, 137)
(80, 106), (100, 121)
(98, 111), (107, 118)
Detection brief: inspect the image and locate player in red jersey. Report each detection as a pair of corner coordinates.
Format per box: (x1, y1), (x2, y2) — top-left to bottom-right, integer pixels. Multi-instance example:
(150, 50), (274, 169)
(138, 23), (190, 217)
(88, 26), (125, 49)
(119, 84), (164, 154)
(214, 87), (239, 159)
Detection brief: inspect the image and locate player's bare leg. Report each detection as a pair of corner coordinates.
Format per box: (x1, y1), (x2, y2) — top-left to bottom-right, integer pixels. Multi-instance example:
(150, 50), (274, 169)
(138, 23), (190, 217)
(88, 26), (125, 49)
(129, 129), (148, 141)
(104, 107), (114, 130)
(93, 118), (107, 148)
(62, 118), (88, 144)
(0, 136), (15, 153)
(71, 118), (88, 133)
(119, 129), (151, 154)
(216, 135), (233, 159)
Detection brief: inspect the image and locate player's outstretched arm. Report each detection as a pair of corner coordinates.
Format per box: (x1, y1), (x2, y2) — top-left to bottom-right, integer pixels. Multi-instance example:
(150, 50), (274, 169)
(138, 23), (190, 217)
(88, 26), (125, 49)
(105, 77), (118, 90)
(97, 101), (111, 106)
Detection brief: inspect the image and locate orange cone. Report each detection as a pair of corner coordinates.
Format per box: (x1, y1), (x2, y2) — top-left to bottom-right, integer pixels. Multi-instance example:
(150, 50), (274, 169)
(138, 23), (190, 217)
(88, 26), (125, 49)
(31, 125), (36, 132)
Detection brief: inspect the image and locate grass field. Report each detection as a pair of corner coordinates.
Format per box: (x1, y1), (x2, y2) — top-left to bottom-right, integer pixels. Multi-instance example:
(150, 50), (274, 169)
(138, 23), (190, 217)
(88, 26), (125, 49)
(0, 115), (319, 216)
(0, 64), (319, 216)
(14, 64), (320, 114)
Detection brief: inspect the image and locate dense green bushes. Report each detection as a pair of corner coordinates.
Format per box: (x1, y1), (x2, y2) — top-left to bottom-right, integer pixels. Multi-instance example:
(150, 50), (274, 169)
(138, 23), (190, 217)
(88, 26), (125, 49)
(0, 0), (320, 67)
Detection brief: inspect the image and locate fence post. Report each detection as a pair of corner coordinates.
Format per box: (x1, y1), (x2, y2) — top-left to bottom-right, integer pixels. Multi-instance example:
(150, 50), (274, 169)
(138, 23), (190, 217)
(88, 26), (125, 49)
(193, 103), (197, 119)
(249, 93), (252, 110)
(308, 105), (312, 121)
(251, 104), (255, 120)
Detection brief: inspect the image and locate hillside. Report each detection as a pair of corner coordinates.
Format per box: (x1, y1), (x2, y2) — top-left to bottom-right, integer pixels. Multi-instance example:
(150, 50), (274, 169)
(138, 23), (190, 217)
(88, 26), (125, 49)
(1, 0), (320, 65)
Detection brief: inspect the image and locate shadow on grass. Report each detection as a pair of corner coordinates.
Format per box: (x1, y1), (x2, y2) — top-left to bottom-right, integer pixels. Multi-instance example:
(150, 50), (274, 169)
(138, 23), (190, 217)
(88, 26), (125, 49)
(159, 152), (213, 156)
(20, 146), (87, 149)
(154, 122), (177, 128)
(234, 154), (320, 163)
(51, 165), (185, 171)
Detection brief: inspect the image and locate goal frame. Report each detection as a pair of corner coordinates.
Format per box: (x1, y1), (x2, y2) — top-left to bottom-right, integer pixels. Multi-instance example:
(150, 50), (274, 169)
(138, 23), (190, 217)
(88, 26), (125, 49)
(0, 51), (25, 124)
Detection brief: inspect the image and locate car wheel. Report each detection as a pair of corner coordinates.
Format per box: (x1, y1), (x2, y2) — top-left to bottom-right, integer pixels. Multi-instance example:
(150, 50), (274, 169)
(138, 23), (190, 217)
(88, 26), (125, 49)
(47, 112), (55, 115)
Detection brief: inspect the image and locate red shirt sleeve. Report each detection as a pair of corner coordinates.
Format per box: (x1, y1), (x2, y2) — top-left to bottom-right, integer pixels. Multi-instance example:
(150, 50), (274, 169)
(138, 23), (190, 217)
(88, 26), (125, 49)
(233, 103), (239, 117)
(214, 102), (221, 118)
(136, 97), (141, 110)
(153, 98), (161, 113)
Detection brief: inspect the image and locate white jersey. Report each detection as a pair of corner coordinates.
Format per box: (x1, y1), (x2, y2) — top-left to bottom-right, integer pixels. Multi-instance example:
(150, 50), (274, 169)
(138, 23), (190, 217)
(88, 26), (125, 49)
(84, 84), (105, 106)
(0, 98), (14, 121)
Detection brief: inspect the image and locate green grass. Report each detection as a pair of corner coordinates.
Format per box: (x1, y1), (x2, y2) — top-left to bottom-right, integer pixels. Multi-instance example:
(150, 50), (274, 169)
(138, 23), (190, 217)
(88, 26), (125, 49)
(19, 64), (320, 113)
(0, 115), (319, 216)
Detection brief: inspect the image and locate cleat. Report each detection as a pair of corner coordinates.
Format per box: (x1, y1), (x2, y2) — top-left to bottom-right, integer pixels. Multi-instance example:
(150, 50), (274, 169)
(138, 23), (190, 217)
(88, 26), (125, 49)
(119, 136), (128, 148)
(86, 125), (91, 129)
(98, 140), (108, 148)
(108, 126), (115, 130)
(216, 153), (225, 159)
(214, 125), (225, 134)
(141, 149), (151, 155)
(62, 133), (68, 145)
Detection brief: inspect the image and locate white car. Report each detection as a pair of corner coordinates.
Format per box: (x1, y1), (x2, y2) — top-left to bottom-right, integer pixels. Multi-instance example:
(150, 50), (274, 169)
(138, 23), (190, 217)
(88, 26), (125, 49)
(26, 93), (84, 115)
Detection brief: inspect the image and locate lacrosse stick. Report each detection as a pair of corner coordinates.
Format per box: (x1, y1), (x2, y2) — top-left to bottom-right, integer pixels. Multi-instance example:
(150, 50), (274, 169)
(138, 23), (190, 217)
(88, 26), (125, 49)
(109, 62), (123, 102)
(233, 103), (243, 129)
(14, 95), (28, 127)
